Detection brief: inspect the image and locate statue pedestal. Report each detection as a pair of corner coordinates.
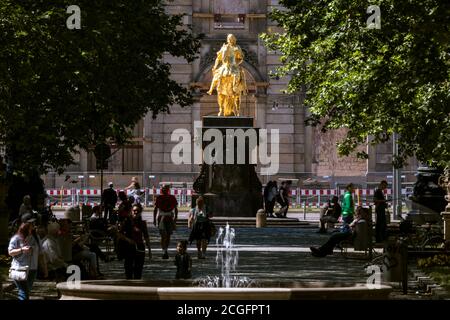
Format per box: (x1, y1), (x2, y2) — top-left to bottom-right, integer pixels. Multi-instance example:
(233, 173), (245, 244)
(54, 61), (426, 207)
(193, 116), (263, 217)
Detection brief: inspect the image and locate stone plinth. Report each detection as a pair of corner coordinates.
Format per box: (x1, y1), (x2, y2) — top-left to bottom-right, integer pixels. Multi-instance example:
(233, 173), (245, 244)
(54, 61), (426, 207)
(193, 116), (263, 217)
(203, 116), (253, 128)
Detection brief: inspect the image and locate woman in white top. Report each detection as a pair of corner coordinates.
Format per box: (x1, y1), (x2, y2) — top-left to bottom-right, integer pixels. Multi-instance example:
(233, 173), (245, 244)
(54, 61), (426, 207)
(8, 221), (36, 300)
(188, 196), (213, 259)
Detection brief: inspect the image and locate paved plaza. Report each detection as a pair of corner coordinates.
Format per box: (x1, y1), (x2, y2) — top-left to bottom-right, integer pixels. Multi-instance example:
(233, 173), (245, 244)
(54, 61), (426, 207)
(3, 210), (443, 300)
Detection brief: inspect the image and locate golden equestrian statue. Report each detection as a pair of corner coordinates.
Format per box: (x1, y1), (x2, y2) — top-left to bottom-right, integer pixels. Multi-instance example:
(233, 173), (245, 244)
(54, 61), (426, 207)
(207, 34), (247, 116)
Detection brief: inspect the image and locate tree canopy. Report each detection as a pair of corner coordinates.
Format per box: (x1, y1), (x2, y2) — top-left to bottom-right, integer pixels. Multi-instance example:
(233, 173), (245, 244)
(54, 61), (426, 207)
(0, 0), (201, 175)
(262, 0), (450, 168)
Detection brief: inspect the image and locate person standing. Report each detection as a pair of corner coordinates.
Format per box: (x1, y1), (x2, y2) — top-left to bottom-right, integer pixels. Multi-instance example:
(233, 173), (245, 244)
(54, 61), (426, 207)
(101, 182), (118, 223)
(341, 183), (355, 232)
(153, 185), (178, 259)
(174, 240), (192, 279)
(118, 204), (151, 279)
(8, 220), (36, 300)
(374, 180), (389, 242)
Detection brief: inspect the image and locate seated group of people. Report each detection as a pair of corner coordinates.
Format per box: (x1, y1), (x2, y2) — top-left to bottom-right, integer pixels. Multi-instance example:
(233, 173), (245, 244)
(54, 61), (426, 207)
(43, 208), (114, 281)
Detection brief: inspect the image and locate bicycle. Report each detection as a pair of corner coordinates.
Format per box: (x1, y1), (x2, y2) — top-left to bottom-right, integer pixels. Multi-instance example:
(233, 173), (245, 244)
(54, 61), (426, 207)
(405, 223), (445, 252)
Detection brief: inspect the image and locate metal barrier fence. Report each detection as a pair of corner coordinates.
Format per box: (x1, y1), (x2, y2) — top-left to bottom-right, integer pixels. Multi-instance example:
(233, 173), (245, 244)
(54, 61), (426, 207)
(46, 188), (408, 209)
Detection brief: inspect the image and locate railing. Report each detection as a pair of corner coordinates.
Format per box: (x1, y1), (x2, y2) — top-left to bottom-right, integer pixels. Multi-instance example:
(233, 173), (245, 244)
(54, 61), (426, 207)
(46, 187), (408, 209)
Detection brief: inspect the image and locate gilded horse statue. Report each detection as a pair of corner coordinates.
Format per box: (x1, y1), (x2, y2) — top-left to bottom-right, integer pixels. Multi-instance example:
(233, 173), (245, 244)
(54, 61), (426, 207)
(207, 34), (247, 116)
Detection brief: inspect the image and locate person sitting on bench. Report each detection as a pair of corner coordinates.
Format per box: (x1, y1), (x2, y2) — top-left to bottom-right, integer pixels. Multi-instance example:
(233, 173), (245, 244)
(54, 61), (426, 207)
(317, 196), (342, 233)
(310, 207), (368, 257)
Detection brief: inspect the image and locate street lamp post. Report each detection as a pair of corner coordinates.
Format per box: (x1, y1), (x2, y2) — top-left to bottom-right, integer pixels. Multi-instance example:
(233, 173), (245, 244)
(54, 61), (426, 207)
(149, 175), (155, 206)
(78, 175), (84, 204)
(392, 133), (402, 220)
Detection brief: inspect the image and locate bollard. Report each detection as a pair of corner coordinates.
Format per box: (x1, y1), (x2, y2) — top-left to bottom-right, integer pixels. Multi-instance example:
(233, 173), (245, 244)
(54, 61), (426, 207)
(256, 209), (266, 228)
(383, 238), (408, 294)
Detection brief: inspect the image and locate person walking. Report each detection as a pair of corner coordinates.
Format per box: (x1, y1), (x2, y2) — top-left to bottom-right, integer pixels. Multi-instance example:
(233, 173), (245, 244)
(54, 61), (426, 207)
(153, 185), (178, 259)
(8, 219), (37, 300)
(188, 196), (213, 259)
(374, 180), (389, 242)
(101, 182), (118, 223)
(118, 204), (151, 279)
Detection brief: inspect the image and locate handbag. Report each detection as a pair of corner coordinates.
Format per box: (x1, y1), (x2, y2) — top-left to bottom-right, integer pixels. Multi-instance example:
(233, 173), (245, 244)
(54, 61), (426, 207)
(9, 266), (29, 281)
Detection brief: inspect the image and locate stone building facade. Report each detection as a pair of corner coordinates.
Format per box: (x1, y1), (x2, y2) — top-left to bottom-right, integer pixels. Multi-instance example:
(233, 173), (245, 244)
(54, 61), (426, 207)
(45, 0), (418, 189)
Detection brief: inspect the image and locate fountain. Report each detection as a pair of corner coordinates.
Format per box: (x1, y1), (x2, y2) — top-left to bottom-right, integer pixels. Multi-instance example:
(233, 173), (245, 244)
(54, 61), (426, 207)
(195, 223), (255, 288)
(57, 223), (393, 300)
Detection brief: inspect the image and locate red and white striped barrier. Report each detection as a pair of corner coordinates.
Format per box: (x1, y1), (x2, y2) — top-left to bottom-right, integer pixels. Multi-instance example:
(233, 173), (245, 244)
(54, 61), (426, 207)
(77, 189), (102, 196)
(45, 188), (407, 208)
(46, 189), (73, 196)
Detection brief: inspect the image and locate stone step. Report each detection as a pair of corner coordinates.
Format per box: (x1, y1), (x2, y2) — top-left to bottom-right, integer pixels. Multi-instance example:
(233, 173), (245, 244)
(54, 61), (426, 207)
(176, 218), (310, 228)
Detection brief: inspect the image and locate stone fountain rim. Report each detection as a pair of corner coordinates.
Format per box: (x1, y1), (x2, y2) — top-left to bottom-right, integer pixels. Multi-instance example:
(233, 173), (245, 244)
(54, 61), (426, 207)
(56, 280), (393, 300)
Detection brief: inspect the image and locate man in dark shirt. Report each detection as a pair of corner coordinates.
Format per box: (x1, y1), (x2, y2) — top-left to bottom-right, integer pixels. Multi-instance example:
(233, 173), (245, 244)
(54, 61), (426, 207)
(317, 196), (342, 233)
(374, 180), (388, 242)
(101, 182), (118, 222)
(276, 180), (291, 218)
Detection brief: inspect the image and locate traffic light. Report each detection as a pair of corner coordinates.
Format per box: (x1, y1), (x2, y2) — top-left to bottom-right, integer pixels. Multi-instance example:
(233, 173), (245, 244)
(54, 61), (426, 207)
(94, 143), (111, 170)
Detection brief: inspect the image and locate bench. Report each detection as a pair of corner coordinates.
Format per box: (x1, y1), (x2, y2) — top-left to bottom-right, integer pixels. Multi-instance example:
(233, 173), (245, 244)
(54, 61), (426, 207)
(340, 219), (374, 258)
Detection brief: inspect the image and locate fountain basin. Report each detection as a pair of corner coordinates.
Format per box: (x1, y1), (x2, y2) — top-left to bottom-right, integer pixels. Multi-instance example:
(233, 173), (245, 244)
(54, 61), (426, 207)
(57, 280), (392, 300)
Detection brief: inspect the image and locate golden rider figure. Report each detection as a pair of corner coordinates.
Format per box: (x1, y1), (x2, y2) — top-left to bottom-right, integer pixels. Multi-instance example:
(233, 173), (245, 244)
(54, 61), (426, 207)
(207, 34), (247, 116)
